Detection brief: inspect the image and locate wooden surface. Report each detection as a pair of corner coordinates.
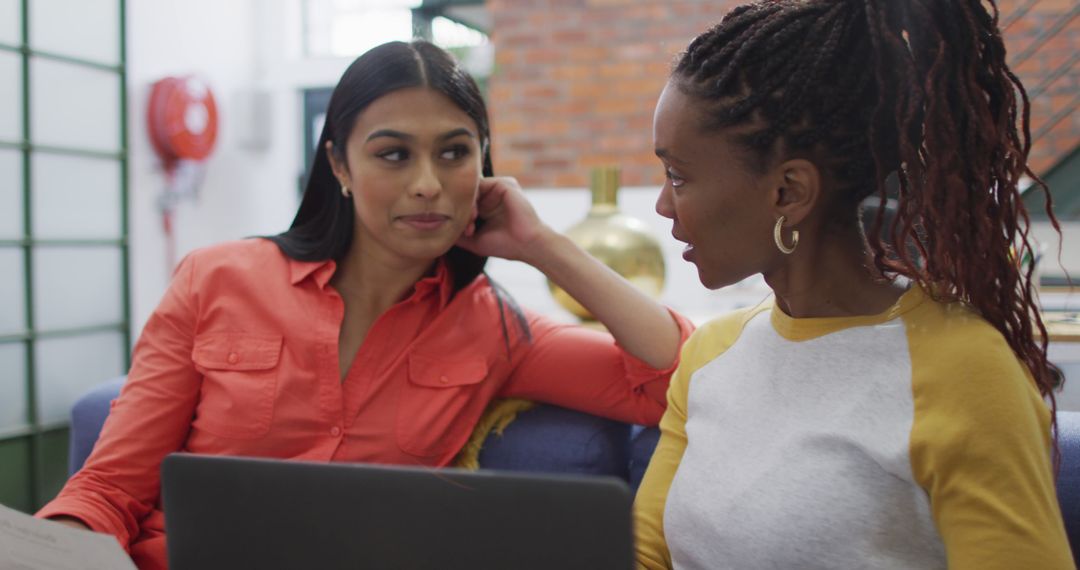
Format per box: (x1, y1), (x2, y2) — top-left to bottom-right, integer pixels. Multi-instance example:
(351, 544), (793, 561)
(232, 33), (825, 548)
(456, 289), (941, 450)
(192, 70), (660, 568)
(1044, 312), (1080, 343)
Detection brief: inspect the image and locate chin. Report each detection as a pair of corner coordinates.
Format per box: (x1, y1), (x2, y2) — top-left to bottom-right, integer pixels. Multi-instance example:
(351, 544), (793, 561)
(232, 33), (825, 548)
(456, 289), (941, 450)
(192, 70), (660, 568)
(697, 268), (741, 291)
(404, 245), (453, 263)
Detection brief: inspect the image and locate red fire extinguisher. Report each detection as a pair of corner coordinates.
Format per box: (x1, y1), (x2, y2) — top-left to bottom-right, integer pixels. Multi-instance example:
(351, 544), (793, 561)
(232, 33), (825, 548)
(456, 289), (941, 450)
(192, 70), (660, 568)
(146, 76), (219, 271)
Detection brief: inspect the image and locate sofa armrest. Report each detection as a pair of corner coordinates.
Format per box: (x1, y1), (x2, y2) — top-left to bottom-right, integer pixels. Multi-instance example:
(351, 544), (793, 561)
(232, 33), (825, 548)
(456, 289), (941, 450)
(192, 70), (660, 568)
(478, 405), (631, 479)
(1057, 411), (1080, 558)
(628, 425), (660, 492)
(68, 376), (126, 475)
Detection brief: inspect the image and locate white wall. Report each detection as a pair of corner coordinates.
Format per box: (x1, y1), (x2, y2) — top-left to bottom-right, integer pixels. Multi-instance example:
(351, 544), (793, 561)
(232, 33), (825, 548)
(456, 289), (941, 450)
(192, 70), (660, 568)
(1032, 221), (1080, 291)
(127, 0), (315, 333)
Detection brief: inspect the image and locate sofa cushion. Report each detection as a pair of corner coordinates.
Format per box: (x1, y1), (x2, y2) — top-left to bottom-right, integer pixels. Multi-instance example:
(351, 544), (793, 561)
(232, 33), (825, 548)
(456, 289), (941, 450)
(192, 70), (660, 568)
(477, 404), (631, 478)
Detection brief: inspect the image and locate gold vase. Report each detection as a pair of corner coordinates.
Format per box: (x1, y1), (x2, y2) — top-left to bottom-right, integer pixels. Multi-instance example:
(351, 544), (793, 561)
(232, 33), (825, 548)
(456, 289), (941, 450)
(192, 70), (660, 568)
(549, 167), (666, 320)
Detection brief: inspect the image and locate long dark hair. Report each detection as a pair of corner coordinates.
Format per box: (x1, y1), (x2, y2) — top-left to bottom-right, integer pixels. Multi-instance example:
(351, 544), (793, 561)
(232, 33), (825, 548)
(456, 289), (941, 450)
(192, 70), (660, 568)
(270, 41), (528, 346)
(673, 1), (1059, 411)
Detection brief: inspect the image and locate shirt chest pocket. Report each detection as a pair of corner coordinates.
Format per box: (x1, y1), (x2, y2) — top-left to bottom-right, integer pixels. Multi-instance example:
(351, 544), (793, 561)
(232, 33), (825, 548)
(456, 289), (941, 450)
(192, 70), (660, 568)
(397, 353), (490, 458)
(191, 333), (282, 439)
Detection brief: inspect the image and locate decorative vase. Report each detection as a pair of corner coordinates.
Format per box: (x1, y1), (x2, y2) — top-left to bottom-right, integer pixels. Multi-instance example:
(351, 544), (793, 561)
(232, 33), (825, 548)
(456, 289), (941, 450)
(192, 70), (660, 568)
(549, 166), (666, 321)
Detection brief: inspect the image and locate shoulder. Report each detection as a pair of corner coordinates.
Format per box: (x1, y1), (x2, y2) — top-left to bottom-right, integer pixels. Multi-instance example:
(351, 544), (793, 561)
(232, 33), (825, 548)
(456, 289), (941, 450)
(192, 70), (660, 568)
(666, 302), (768, 411)
(183, 238), (287, 274)
(903, 295), (1034, 395)
(904, 295), (1050, 451)
(183, 238), (284, 269)
(442, 274), (526, 336)
(180, 238), (292, 288)
(451, 274), (502, 316)
(679, 301), (769, 375)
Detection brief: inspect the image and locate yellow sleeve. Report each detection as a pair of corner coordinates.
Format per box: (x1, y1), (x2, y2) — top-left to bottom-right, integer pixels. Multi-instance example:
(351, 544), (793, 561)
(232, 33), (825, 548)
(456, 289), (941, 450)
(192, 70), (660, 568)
(632, 307), (763, 570)
(633, 356), (689, 570)
(908, 307), (1074, 569)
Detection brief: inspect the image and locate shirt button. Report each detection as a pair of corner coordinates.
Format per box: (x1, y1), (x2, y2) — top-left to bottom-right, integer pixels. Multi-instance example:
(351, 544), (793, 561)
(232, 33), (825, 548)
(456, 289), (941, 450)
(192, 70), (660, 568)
(439, 375), (450, 384)
(227, 352), (239, 364)
(330, 426), (342, 437)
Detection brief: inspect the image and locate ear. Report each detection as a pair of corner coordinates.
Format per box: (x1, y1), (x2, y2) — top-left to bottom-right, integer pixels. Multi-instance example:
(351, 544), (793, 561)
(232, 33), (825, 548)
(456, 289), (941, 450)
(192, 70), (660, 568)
(325, 140), (349, 186)
(767, 158), (821, 226)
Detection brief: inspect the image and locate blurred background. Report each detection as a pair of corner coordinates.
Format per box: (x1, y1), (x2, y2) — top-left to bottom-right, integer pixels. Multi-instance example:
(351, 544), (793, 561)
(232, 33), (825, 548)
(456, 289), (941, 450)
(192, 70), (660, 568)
(0, 0), (1077, 512)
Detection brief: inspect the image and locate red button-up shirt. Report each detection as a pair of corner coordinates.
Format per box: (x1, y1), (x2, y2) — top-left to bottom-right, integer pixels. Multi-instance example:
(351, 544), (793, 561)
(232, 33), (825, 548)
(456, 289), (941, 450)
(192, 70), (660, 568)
(37, 238), (692, 569)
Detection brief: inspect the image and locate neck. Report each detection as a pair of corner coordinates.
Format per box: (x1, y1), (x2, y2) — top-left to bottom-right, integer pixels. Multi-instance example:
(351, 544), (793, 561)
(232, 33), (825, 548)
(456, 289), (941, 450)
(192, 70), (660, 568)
(764, 224), (904, 319)
(330, 240), (435, 314)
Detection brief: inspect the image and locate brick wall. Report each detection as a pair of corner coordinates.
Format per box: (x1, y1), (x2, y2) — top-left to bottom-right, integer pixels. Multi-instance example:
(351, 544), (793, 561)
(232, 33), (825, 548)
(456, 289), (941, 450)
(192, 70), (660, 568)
(1000, 0), (1080, 176)
(487, 0), (1079, 188)
(486, 0), (737, 188)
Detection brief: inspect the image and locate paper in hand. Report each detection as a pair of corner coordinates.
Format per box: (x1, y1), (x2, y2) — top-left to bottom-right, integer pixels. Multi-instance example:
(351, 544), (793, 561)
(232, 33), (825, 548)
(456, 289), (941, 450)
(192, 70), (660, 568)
(0, 502), (136, 570)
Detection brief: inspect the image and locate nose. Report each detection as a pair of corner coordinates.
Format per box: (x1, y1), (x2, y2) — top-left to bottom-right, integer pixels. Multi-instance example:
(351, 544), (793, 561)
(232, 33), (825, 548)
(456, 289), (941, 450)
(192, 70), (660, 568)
(410, 157), (442, 200)
(655, 183), (675, 220)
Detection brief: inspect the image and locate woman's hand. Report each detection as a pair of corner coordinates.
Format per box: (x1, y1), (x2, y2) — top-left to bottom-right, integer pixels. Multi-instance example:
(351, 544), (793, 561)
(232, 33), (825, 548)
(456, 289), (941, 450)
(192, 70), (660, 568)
(459, 176), (682, 369)
(456, 177), (553, 262)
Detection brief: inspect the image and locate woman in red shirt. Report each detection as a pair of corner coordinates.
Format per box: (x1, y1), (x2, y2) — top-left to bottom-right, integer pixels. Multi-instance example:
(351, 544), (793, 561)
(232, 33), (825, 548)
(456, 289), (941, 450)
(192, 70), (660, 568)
(37, 40), (691, 569)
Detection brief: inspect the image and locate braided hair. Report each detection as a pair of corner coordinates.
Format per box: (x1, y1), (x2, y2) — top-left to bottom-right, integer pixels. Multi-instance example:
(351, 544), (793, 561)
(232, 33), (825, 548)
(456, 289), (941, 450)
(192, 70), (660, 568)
(674, 0), (1060, 416)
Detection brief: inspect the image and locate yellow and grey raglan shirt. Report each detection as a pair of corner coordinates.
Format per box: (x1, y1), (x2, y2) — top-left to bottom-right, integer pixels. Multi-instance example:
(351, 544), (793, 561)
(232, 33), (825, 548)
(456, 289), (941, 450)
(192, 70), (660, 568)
(634, 285), (1074, 569)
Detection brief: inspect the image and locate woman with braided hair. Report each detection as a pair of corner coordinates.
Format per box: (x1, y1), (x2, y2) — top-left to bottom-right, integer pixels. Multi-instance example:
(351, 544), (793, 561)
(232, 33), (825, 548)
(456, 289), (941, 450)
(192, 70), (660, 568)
(634, 0), (1073, 568)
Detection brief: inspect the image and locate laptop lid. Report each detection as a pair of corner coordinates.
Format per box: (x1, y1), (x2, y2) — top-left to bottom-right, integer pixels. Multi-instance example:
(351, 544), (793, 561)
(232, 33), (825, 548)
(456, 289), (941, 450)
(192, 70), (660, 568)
(161, 453), (634, 570)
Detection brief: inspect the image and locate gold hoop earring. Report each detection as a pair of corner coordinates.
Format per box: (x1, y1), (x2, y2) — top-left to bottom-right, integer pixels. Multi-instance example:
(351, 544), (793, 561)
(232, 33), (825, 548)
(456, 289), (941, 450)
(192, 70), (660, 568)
(341, 184), (351, 198)
(774, 216), (799, 255)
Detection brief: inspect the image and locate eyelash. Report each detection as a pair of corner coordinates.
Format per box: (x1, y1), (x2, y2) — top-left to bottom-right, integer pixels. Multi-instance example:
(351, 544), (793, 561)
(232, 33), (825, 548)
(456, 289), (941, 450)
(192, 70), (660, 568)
(440, 145), (470, 160)
(664, 168), (686, 188)
(376, 145), (471, 163)
(378, 149), (407, 162)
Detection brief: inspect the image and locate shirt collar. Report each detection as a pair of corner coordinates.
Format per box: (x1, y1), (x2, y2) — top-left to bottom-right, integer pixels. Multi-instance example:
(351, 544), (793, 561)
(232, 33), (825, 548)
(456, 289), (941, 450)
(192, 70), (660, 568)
(408, 258), (454, 309)
(288, 256), (454, 308)
(288, 258), (337, 289)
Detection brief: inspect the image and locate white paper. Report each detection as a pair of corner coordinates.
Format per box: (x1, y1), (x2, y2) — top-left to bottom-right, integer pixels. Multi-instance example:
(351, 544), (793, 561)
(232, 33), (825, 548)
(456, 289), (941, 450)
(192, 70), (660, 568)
(0, 503), (136, 570)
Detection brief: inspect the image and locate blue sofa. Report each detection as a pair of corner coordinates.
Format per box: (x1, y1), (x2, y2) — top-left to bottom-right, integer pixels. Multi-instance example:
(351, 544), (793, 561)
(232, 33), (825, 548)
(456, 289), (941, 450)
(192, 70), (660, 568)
(69, 378), (1080, 556)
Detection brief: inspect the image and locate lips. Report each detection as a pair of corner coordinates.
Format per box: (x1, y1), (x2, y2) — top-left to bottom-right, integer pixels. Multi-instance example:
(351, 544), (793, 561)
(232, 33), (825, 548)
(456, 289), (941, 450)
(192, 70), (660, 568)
(671, 228), (695, 261)
(397, 213), (451, 231)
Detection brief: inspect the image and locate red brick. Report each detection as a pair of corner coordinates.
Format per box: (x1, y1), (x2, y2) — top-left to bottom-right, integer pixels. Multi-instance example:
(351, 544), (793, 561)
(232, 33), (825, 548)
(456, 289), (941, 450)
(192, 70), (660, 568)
(1039, 0), (1075, 10)
(523, 85), (562, 99)
(580, 153), (625, 168)
(507, 138), (545, 150)
(568, 46), (610, 63)
(494, 158), (526, 175)
(585, 0), (639, 6)
(553, 172), (588, 187)
(594, 98), (647, 116)
(492, 119), (526, 136)
(523, 48), (563, 65)
(550, 64), (594, 81)
(534, 158), (572, 171)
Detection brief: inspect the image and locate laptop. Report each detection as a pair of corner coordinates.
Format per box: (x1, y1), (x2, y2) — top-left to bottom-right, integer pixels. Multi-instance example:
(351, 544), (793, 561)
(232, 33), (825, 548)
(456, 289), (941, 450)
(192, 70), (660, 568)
(161, 453), (634, 570)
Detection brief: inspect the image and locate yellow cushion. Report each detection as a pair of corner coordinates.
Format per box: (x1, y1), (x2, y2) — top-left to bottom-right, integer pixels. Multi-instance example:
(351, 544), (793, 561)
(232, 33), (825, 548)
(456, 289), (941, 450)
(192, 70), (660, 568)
(454, 399), (536, 470)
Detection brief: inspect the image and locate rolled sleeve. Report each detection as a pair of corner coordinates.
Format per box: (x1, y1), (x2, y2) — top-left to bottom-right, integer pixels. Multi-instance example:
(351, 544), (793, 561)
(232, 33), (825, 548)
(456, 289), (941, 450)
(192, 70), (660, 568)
(621, 308), (695, 409)
(36, 253), (203, 551)
(500, 307), (694, 426)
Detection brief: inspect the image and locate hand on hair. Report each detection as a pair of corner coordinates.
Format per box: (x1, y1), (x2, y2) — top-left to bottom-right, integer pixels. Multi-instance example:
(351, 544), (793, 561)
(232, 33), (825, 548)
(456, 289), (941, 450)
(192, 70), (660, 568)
(455, 176), (549, 262)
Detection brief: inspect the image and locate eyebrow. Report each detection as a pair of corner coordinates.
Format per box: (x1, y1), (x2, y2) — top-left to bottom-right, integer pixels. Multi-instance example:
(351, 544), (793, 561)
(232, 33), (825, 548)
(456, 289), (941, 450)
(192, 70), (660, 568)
(439, 128), (476, 141)
(655, 148), (688, 165)
(365, 128), (476, 143)
(366, 129), (413, 143)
